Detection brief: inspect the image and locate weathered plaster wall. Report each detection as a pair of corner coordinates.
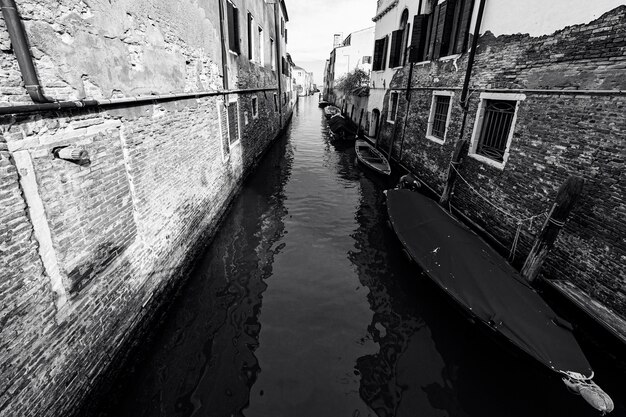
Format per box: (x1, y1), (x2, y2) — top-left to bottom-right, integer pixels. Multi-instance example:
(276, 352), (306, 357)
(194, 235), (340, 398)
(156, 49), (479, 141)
(379, 6), (626, 317)
(0, 0), (293, 416)
(0, 0), (222, 103)
(479, 0), (626, 37)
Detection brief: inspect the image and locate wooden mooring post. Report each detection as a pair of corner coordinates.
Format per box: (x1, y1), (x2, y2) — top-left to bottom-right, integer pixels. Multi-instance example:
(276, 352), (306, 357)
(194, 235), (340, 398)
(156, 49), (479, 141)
(521, 176), (585, 283)
(440, 139), (467, 206)
(357, 109), (364, 137)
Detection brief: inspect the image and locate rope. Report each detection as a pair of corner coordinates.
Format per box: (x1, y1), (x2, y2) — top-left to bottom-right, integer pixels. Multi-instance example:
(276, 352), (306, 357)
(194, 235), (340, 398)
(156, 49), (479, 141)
(449, 163), (545, 223)
(548, 217), (567, 227)
(448, 163), (548, 259)
(560, 371), (614, 414)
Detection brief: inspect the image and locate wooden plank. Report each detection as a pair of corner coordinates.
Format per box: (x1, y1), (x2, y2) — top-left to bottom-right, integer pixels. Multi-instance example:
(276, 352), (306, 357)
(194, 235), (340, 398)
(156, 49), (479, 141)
(547, 280), (626, 345)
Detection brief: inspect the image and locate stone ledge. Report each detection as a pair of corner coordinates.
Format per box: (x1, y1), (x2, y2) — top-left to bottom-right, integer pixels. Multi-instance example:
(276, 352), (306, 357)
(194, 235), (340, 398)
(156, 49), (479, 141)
(546, 279), (626, 345)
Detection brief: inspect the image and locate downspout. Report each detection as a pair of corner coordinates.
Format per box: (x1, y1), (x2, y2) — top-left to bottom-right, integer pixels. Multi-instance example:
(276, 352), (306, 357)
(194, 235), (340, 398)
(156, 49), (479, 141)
(272, 2), (283, 127)
(458, 0), (485, 137)
(217, 0), (229, 91)
(398, 55), (414, 159)
(1, 0), (55, 103)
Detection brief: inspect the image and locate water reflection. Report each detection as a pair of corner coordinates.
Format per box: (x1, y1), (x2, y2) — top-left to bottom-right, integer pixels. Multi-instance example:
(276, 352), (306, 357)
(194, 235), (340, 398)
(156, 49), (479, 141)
(94, 130), (293, 417)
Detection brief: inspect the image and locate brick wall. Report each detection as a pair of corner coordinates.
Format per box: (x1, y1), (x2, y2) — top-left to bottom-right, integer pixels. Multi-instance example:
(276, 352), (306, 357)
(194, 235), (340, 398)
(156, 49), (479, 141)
(380, 6), (626, 317)
(0, 0), (293, 416)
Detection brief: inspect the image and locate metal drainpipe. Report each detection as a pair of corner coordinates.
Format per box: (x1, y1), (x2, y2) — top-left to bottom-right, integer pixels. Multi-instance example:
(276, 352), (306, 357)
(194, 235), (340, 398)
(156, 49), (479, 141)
(1, 0), (55, 103)
(398, 56), (415, 160)
(272, 2), (283, 127)
(217, 0), (229, 91)
(457, 0), (486, 138)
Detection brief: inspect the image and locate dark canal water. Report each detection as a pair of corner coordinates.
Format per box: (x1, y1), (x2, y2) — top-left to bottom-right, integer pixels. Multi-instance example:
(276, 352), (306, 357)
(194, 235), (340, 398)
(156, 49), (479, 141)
(96, 95), (625, 417)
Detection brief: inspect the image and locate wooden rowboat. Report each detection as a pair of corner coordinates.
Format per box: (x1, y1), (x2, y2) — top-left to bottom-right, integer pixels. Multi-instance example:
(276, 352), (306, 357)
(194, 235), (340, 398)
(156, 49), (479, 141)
(355, 139), (391, 176)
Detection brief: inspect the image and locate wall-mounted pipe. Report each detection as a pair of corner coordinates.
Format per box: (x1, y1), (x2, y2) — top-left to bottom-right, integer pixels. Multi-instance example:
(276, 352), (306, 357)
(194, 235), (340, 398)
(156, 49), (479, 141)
(459, 0), (485, 110)
(0, 87), (278, 116)
(1, 0), (55, 103)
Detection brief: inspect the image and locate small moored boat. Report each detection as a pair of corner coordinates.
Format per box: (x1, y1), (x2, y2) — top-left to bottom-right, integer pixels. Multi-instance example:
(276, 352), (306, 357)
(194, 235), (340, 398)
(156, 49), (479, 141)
(355, 139), (391, 176)
(385, 188), (614, 414)
(328, 114), (357, 140)
(323, 105), (341, 119)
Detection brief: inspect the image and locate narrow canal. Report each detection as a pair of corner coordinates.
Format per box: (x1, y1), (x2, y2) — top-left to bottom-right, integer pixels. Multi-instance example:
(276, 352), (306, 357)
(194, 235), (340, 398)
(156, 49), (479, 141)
(96, 95), (625, 417)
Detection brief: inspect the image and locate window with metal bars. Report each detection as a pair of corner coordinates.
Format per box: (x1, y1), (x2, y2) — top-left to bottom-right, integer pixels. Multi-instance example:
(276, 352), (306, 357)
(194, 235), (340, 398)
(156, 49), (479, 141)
(388, 92), (399, 122)
(476, 100), (516, 162)
(427, 94), (452, 142)
(227, 101), (240, 146)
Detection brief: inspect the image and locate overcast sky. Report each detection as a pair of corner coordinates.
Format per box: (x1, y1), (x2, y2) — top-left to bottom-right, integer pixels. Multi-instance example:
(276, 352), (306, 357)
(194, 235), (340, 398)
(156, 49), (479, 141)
(286, 0), (376, 85)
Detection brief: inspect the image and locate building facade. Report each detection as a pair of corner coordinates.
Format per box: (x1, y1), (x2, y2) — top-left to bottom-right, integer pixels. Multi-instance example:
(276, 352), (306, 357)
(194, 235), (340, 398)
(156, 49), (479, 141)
(323, 26), (375, 104)
(0, 0), (293, 416)
(373, 0), (626, 335)
(293, 64), (313, 96)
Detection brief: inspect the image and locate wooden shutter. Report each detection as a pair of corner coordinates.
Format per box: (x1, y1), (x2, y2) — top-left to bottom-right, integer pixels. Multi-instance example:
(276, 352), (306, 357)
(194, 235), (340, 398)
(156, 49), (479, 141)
(247, 13), (253, 59)
(409, 14), (430, 62)
(389, 30), (403, 68)
(381, 35), (389, 70)
(455, 0), (473, 54)
(372, 38), (385, 71)
(432, 2), (446, 59)
(440, 0), (458, 56)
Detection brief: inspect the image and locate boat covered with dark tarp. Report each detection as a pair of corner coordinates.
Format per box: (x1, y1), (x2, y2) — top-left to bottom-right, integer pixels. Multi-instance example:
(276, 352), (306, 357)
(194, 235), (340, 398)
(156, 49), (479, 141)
(386, 189), (614, 413)
(327, 114), (357, 140)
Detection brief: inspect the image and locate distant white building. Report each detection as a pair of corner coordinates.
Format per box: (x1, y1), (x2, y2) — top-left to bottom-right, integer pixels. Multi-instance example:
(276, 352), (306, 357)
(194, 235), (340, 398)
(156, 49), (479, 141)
(293, 65), (313, 95)
(323, 26), (375, 102)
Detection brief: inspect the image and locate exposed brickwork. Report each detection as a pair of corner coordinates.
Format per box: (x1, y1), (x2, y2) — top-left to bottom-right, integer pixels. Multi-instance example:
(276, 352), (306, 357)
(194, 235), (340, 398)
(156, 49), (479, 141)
(0, 135), (54, 414)
(379, 6), (626, 318)
(0, 0), (294, 416)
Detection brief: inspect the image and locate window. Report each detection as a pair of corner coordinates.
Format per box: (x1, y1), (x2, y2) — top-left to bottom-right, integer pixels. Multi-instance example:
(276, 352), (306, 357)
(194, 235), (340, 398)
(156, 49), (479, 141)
(280, 18), (284, 37)
(270, 38), (275, 70)
(258, 26), (264, 65)
(469, 93), (526, 169)
(247, 12), (254, 60)
(273, 93), (278, 110)
(372, 36), (388, 71)
(426, 91), (454, 144)
(252, 96), (259, 119)
(388, 92), (399, 122)
(226, 1), (240, 54)
(285, 29), (288, 44)
(409, 0), (472, 63)
(226, 99), (240, 146)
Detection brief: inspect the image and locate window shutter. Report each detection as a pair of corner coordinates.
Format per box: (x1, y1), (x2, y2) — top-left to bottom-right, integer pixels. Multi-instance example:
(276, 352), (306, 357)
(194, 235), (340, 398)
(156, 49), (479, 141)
(409, 14), (430, 62)
(432, 2), (446, 59)
(247, 13), (253, 59)
(440, 0), (458, 57)
(372, 38), (385, 71)
(455, 0), (473, 54)
(381, 35), (389, 70)
(389, 30), (403, 68)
